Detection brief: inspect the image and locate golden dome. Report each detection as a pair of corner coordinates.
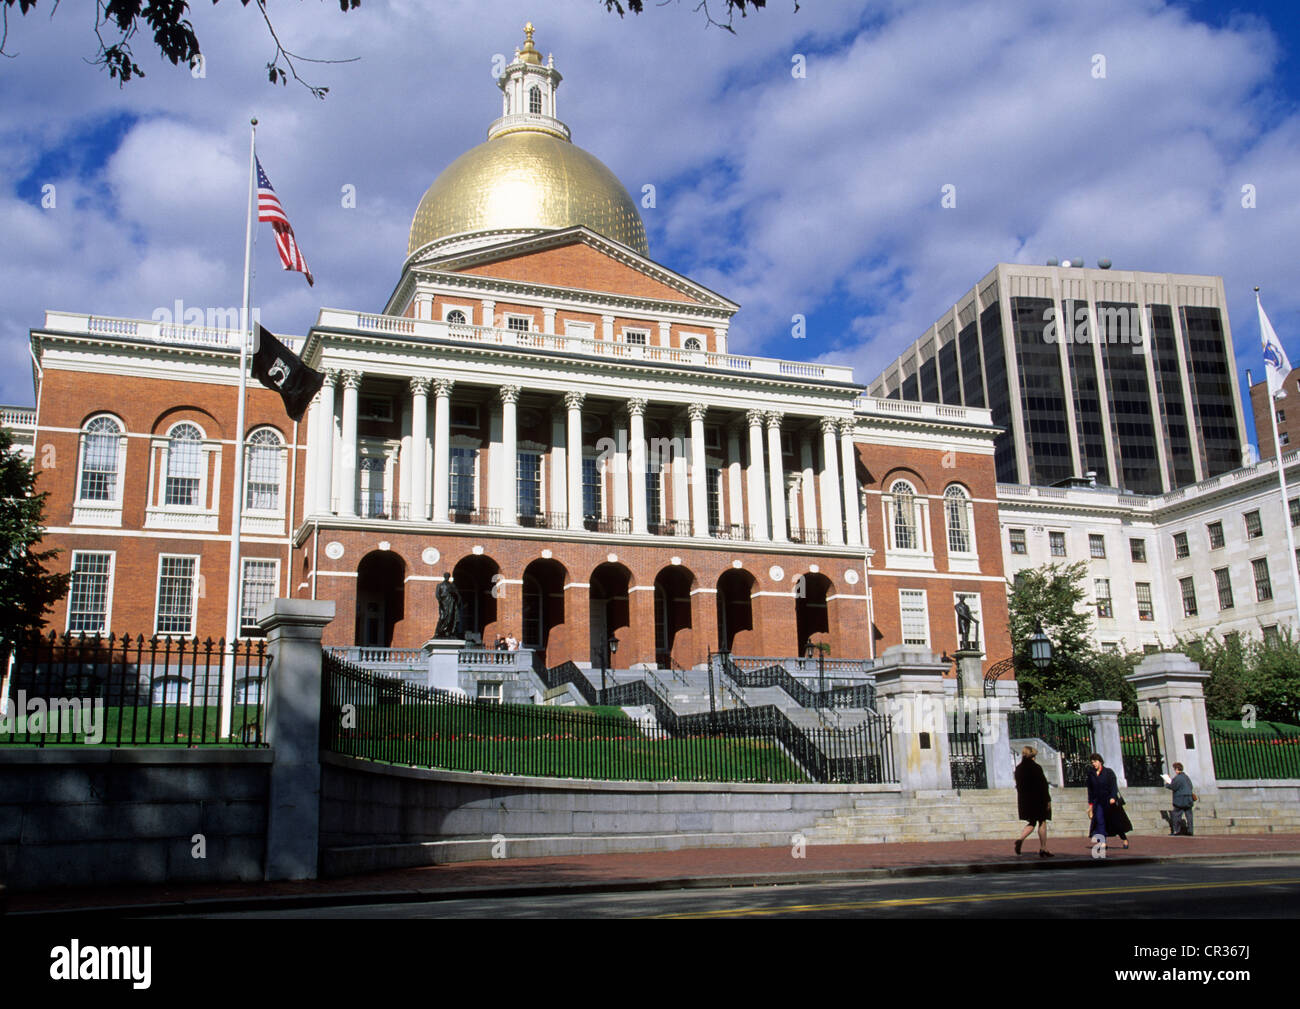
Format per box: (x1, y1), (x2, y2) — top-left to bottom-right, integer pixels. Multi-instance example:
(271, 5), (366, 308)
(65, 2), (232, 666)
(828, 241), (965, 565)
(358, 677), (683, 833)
(407, 130), (649, 259)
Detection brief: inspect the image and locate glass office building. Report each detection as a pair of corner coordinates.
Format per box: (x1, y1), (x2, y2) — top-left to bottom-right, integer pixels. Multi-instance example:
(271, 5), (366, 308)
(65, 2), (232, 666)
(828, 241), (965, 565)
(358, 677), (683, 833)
(867, 264), (1248, 494)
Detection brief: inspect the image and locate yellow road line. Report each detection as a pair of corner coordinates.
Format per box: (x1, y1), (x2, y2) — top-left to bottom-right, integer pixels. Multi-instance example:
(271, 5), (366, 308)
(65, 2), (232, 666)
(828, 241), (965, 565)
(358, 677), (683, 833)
(650, 876), (1300, 918)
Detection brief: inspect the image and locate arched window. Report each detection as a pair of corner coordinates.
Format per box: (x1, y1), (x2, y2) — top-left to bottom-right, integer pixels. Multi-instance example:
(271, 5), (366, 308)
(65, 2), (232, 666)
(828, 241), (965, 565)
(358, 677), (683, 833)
(246, 428), (283, 510)
(944, 484), (972, 554)
(529, 85), (542, 114)
(79, 415), (122, 501)
(446, 309), (467, 325)
(164, 423), (204, 507)
(683, 337), (702, 351)
(891, 480), (917, 550)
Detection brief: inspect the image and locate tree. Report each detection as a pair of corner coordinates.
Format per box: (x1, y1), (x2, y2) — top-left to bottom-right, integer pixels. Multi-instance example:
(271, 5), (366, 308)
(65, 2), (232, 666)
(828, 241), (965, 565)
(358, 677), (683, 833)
(1006, 562), (1105, 712)
(1, 0), (784, 97)
(0, 425), (70, 661)
(1181, 629), (1300, 723)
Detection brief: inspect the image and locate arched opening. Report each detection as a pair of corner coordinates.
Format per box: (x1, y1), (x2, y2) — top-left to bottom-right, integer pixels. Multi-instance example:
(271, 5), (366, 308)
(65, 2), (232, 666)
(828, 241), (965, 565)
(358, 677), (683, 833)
(795, 572), (832, 657)
(654, 566), (694, 668)
(589, 563), (631, 669)
(355, 550), (406, 647)
(522, 558), (566, 659)
(451, 555), (500, 646)
(716, 568), (756, 653)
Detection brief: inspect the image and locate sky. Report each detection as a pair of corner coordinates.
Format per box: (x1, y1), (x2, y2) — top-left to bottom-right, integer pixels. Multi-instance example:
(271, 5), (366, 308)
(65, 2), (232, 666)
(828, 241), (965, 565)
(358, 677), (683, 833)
(2, 0), (1299, 452)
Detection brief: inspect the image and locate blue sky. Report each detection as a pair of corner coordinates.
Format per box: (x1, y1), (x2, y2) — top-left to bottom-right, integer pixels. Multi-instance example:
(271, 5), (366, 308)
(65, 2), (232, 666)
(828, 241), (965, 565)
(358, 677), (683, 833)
(2, 0), (1299, 454)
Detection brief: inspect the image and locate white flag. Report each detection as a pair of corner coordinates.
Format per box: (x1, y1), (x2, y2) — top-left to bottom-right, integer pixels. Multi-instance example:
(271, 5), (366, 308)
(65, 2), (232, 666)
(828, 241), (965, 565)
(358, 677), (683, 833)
(1258, 296), (1292, 400)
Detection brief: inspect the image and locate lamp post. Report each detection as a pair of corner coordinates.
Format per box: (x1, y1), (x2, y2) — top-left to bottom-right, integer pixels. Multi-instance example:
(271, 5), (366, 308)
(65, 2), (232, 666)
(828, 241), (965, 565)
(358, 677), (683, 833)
(602, 634), (619, 694)
(1028, 620), (1053, 670)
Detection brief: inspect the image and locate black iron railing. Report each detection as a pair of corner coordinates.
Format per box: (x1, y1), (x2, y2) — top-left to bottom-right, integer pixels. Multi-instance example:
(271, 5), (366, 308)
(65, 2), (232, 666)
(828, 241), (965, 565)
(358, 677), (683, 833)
(447, 507), (501, 525)
(2, 632), (267, 746)
(1209, 720), (1300, 779)
(948, 709), (988, 789)
(1119, 714), (1164, 786)
(518, 511), (568, 530)
(585, 516), (631, 534)
(648, 519), (690, 537)
(333, 497), (411, 520)
(1008, 710), (1093, 786)
(709, 523), (752, 541)
(716, 653), (877, 712)
(788, 527), (830, 546)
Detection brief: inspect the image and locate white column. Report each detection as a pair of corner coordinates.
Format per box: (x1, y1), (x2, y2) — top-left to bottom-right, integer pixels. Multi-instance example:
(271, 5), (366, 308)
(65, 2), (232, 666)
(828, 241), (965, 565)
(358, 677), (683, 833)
(671, 417), (689, 530)
(658, 321), (671, 347)
(688, 403), (709, 536)
(543, 307), (556, 335)
(550, 409), (568, 518)
(839, 418), (862, 547)
(315, 371), (336, 514)
(499, 385), (519, 526)
(799, 434), (817, 538)
(415, 294), (433, 320)
(714, 327), (728, 355)
(612, 413), (630, 528)
(787, 473), (801, 535)
(480, 299), (496, 328)
(766, 411), (787, 543)
(566, 390), (585, 531)
(398, 397), (411, 512)
(431, 378), (453, 522)
(746, 409), (768, 541)
(628, 398), (648, 535)
(820, 416), (844, 546)
(602, 314), (615, 343)
(338, 371), (360, 517)
(409, 377), (430, 522)
(727, 423), (744, 531)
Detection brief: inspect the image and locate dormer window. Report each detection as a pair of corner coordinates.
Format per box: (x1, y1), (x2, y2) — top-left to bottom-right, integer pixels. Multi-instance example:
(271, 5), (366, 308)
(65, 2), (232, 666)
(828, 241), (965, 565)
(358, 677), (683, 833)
(529, 86), (542, 114)
(446, 309), (467, 325)
(683, 337), (702, 351)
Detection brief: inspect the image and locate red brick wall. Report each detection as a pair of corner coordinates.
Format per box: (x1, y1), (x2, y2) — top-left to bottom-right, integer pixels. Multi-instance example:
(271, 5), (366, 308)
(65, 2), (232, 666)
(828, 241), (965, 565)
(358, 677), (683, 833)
(456, 241), (700, 303)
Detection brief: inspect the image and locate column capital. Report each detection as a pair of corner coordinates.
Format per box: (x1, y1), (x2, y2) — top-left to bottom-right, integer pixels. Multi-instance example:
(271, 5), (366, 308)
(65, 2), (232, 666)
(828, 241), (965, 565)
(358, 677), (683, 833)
(819, 415), (839, 435)
(564, 390), (586, 411)
(626, 397), (648, 417)
(339, 370), (362, 390)
(765, 410), (784, 430)
(499, 384), (521, 405)
(746, 408), (766, 428)
(409, 376), (432, 396)
(686, 403), (708, 422)
(433, 377), (455, 398)
(836, 417), (856, 436)
(786, 472), (802, 491)
(322, 369), (339, 387)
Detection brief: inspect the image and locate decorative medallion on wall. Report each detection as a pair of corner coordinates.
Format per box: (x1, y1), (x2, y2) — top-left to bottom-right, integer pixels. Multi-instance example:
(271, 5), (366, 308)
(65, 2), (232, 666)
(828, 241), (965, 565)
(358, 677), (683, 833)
(606, 553), (618, 563)
(671, 556), (681, 565)
(844, 569), (860, 585)
(472, 545), (484, 555)
(542, 549), (553, 559)
(769, 565), (785, 582)
(324, 541), (344, 560)
(422, 547), (441, 566)
(378, 541), (391, 551)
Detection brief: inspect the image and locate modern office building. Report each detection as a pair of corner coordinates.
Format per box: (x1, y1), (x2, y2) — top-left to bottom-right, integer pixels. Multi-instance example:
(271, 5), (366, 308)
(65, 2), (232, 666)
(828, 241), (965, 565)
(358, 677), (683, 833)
(868, 263), (1249, 495)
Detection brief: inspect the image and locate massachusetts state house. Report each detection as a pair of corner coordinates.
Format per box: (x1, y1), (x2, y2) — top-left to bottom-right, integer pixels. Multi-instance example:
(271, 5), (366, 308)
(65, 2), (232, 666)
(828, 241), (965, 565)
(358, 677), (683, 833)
(8, 27), (1011, 679)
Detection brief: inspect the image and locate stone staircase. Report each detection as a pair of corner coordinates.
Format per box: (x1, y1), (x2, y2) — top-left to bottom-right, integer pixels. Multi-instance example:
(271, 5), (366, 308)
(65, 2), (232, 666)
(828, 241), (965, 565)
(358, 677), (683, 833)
(804, 786), (1300, 845)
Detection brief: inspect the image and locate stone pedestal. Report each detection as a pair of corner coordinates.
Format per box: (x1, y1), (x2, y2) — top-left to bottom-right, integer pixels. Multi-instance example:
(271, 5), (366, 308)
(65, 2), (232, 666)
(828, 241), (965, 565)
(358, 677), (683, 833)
(423, 638), (466, 694)
(953, 647), (984, 696)
(1080, 699), (1126, 789)
(1126, 652), (1217, 790)
(873, 645), (952, 792)
(981, 705), (1016, 789)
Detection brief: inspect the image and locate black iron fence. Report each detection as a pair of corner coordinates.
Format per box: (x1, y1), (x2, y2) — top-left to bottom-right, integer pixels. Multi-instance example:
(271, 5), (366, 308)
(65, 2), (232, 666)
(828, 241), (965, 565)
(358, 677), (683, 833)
(716, 653), (877, 713)
(1209, 721), (1300, 779)
(2, 632), (267, 746)
(947, 709), (987, 789)
(1119, 715), (1164, 786)
(1008, 710), (1094, 786)
(327, 651), (896, 784)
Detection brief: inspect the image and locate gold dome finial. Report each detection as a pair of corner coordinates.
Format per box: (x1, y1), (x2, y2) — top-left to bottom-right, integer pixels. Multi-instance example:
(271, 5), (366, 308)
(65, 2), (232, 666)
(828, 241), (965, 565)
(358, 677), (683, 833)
(518, 22), (542, 64)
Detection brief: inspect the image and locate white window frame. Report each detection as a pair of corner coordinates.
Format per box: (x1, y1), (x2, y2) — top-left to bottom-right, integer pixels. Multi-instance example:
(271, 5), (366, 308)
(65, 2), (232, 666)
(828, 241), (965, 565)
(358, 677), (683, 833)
(449, 438), (480, 514)
(581, 448), (604, 521)
(66, 550), (116, 633)
(884, 480), (933, 570)
(73, 414), (127, 527)
(504, 313), (534, 334)
(1095, 578), (1113, 619)
(1048, 530), (1067, 557)
(942, 483), (978, 572)
(242, 426), (287, 533)
(442, 304), (473, 325)
(450, 404), (480, 430)
(477, 680), (504, 704)
(899, 588), (930, 647)
(1136, 582), (1154, 622)
(239, 557), (281, 637)
(621, 328), (649, 346)
(145, 421), (219, 531)
(516, 442), (546, 519)
(154, 554), (200, 638)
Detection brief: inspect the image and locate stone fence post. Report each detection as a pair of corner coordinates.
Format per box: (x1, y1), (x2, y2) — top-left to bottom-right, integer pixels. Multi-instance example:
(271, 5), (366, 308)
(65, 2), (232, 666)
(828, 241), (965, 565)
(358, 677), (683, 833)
(1126, 652), (1217, 791)
(873, 645), (952, 792)
(1080, 700), (1126, 789)
(260, 598), (335, 881)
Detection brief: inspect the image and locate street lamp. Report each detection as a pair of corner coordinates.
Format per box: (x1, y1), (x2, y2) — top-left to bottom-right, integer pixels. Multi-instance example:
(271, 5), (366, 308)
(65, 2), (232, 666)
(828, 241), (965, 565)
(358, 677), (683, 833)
(1028, 620), (1053, 670)
(602, 634), (619, 693)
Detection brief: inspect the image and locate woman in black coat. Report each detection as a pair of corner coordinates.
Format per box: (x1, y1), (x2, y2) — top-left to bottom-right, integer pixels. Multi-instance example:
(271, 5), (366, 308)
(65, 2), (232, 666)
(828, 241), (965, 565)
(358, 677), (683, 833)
(1086, 753), (1133, 849)
(1014, 745), (1053, 857)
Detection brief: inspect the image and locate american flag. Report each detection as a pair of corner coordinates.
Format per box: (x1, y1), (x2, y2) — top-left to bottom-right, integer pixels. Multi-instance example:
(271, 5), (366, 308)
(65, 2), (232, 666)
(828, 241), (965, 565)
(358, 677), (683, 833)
(256, 157), (314, 287)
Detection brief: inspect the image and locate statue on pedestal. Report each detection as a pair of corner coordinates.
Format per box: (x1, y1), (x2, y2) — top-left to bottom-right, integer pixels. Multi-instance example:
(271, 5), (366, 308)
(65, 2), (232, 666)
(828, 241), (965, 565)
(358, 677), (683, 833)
(435, 572), (462, 639)
(955, 597), (980, 651)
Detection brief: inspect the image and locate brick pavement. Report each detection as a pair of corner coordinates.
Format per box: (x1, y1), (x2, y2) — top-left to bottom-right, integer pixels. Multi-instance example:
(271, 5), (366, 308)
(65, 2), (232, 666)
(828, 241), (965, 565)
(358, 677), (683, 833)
(8, 832), (1300, 915)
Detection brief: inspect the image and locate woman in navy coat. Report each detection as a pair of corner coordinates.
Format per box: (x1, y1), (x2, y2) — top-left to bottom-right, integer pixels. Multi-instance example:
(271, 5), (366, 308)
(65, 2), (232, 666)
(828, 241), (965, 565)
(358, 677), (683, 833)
(1086, 753), (1132, 849)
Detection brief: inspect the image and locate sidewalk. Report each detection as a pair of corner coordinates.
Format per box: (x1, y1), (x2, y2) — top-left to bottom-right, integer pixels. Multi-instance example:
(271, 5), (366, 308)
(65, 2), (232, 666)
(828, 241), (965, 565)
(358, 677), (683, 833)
(8, 833), (1300, 916)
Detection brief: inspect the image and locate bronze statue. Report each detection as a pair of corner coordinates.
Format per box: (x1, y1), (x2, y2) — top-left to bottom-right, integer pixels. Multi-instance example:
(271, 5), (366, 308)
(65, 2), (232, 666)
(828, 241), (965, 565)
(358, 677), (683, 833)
(955, 597), (980, 651)
(435, 572), (462, 639)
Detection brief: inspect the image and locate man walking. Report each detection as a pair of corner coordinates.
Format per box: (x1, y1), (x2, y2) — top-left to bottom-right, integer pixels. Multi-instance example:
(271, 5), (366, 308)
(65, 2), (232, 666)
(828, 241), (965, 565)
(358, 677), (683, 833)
(1163, 762), (1196, 836)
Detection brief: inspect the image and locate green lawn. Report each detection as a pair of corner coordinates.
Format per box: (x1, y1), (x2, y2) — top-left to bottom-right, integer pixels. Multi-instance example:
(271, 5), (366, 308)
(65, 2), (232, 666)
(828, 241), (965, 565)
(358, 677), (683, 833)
(1208, 720), (1300, 779)
(0, 704), (263, 745)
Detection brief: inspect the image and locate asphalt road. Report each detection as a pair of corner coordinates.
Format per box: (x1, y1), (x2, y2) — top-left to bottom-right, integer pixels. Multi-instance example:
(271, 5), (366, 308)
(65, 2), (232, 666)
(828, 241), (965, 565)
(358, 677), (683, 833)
(184, 856), (1300, 919)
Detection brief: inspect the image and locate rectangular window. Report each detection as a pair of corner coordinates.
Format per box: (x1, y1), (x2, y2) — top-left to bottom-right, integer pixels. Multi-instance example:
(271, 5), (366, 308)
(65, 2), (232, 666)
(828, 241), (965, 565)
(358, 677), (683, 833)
(1207, 521), (1224, 549)
(450, 447), (477, 512)
(706, 466), (722, 532)
(1130, 538), (1146, 563)
(1173, 532), (1189, 559)
(1264, 624), (1280, 647)
(1180, 576), (1197, 617)
(246, 439), (280, 511)
(1214, 567), (1234, 610)
(164, 442), (202, 507)
(80, 427), (120, 501)
(505, 315), (532, 333)
(646, 469), (662, 526)
(1049, 531), (1066, 557)
(359, 396), (392, 422)
(900, 589), (930, 646)
(623, 329), (648, 346)
(1291, 498), (1300, 528)
(476, 681), (503, 704)
(1284, 432), (1292, 446)
(359, 456), (387, 517)
(1089, 534), (1106, 559)
(1101, 642), (1120, 655)
(1009, 528), (1027, 555)
(1136, 582), (1154, 621)
(239, 559), (278, 636)
(1244, 510), (1263, 539)
(582, 456), (602, 520)
(1095, 578), (1113, 619)
(156, 556), (197, 636)
(516, 451), (541, 518)
(1278, 409), (1286, 423)
(1253, 558), (1273, 602)
(67, 552), (113, 632)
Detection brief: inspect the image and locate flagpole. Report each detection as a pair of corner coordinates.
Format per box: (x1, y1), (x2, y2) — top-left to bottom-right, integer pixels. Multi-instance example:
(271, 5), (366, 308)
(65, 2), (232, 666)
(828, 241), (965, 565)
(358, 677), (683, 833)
(1257, 288), (1300, 634)
(221, 117), (258, 739)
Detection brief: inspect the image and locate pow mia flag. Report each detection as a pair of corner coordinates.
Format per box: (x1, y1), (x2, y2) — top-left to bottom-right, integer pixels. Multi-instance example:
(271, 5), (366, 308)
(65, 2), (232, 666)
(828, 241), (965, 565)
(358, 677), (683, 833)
(251, 324), (324, 423)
